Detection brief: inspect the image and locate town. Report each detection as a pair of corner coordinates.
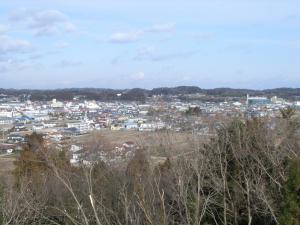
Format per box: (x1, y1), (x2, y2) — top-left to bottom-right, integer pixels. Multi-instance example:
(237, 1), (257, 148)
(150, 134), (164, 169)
(1, 1), (300, 224)
(0, 91), (299, 165)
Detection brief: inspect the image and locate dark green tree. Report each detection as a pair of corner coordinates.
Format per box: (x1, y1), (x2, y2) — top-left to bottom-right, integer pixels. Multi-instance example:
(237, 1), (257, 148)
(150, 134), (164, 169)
(185, 107), (202, 116)
(280, 107), (296, 119)
(280, 158), (300, 225)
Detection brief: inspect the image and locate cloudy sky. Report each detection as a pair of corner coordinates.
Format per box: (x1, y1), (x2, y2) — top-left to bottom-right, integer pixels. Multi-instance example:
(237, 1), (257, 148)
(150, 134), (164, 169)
(0, 0), (300, 89)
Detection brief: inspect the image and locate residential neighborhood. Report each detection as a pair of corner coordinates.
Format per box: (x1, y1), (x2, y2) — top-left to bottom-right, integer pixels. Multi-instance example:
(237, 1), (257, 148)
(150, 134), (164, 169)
(1, 92), (299, 164)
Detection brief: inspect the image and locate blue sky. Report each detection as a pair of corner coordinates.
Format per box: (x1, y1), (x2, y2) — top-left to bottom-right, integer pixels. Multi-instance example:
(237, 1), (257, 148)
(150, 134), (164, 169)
(0, 0), (300, 89)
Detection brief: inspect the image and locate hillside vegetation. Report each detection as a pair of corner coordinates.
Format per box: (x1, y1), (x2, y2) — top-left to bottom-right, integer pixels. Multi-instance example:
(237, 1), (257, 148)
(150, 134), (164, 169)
(1, 86), (300, 101)
(0, 113), (299, 225)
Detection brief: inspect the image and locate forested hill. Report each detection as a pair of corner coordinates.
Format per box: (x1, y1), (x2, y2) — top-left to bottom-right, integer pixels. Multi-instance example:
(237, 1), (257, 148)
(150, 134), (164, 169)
(0, 86), (300, 101)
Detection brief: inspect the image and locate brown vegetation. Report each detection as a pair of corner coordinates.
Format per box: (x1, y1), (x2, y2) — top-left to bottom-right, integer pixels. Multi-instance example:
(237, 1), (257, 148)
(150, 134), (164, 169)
(0, 115), (299, 225)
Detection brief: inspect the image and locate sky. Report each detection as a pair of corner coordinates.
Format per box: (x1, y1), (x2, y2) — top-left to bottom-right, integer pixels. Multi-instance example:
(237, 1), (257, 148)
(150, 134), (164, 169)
(0, 0), (300, 89)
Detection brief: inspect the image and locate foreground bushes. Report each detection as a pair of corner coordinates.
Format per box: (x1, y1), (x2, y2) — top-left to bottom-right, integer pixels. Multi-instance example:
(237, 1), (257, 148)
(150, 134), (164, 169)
(0, 118), (299, 225)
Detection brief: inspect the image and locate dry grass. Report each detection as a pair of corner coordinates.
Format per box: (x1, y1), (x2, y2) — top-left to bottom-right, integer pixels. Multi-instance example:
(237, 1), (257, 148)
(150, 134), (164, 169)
(0, 130), (210, 185)
(0, 155), (16, 187)
(73, 130), (209, 153)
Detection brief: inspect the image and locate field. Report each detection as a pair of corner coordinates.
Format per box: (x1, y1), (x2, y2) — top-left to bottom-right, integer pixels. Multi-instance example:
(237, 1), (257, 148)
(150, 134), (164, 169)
(72, 130), (209, 157)
(0, 154), (16, 187)
(0, 130), (209, 184)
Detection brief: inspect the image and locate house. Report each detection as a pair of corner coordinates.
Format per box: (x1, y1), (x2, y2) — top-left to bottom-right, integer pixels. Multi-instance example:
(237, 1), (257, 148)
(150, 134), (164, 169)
(15, 115), (34, 124)
(70, 144), (83, 153)
(139, 123), (155, 131)
(111, 124), (124, 131)
(70, 158), (80, 164)
(0, 111), (14, 117)
(69, 145), (84, 165)
(33, 124), (44, 131)
(67, 121), (91, 134)
(51, 99), (64, 108)
(122, 141), (136, 149)
(7, 134), (26, 143)
(47, 133), (63, 142)
(63, 127), (81, 136)
(139, 122), (165, 131)
(42, 122), (56, 128)
(34, 115), (50, 122)
(0, 144), (16, 154)
(14, 123), (26, 131)
(124, 120), (138, 130)
(0, 117), (14, 125)
(85, 101), (99, 109)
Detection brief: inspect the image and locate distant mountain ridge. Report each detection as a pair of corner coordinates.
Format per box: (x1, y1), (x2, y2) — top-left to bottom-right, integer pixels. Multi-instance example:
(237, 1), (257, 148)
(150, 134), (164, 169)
(0, 86), (300, 101)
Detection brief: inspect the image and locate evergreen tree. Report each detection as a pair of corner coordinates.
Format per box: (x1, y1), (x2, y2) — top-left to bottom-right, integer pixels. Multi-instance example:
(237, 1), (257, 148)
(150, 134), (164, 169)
(280, 158), (300, 225)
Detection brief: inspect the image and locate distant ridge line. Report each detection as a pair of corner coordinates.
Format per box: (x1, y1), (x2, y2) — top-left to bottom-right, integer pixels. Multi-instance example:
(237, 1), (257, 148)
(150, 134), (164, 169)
(0, 86), (299, 101)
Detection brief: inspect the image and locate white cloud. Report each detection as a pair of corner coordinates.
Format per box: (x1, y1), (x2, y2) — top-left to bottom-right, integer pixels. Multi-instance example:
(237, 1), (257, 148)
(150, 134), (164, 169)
(134, 46), (157, 60)
(0, 59), (13, 72)
(0, 35), (32, 55)
(0, 29), (33, 72)
(0, 58), (32, 73)
(56, 59), (82, 68)
(145, 23), (176, 33)
(193, 32), (216, 40)
(131, 71), (145, 80)
(134, 46), (200, 61)
(109, 32), (141, 43)
(109, 23), (176, 44)
(54, 41), (70, 49)
(0, 25), (8, 34)
(151, 50), (201, 61)
(9, 9), (76, 36)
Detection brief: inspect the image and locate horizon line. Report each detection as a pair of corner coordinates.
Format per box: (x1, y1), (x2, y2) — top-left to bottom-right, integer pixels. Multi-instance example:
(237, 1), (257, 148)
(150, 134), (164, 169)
(0, 86), (300, 92)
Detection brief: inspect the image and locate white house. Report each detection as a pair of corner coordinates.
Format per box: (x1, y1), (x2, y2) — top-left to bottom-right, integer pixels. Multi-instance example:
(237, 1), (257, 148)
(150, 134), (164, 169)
(0, 117), (14, 125)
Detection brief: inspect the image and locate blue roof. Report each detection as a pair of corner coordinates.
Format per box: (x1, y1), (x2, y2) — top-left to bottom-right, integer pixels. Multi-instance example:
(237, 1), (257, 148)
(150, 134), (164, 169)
(16, 116), (34, 121)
